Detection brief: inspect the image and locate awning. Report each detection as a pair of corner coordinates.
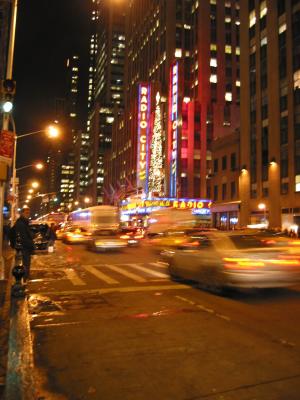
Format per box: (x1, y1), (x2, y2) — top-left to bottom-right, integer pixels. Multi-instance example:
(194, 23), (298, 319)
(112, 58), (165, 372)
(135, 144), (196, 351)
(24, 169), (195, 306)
(210, 201), (241, 213)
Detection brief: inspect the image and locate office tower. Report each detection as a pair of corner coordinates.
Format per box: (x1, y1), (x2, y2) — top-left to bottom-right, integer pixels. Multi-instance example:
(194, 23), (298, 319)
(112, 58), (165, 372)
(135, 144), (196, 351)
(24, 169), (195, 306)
(86, 0), (125, 205)
(239, 0), (300, 229)
(106, 0), (240, 205)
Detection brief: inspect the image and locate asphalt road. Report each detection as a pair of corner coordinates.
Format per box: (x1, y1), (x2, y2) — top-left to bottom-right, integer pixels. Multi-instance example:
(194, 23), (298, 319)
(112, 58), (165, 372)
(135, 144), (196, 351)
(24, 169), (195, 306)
(25, 241), (300, 400)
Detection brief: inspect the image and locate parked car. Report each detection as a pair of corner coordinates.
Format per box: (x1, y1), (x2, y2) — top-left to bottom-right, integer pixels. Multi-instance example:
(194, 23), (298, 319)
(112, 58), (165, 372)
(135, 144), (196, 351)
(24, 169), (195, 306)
(87, 230), (127, 252)
(162, 230), (300, 292)
(29, 223), (50, 251)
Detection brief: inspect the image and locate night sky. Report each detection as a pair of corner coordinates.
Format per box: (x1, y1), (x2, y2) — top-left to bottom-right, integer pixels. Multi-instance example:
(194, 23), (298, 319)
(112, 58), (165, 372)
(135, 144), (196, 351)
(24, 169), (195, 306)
(14, 0), (90, 178)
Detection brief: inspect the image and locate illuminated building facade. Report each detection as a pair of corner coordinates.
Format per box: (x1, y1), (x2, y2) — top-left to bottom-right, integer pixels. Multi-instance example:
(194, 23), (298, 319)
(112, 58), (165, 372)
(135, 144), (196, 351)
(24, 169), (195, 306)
(87, 0), (125, 205)
(105, 0), (240, 205)
(239, 0), (300, 229)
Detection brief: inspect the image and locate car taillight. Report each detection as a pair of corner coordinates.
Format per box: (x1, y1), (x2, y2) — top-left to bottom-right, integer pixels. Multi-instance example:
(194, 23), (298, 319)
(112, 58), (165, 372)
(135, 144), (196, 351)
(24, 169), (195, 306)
(120, 235), (129, 239)
(223, 257), (265, 269)
(134, 235), (144, 239)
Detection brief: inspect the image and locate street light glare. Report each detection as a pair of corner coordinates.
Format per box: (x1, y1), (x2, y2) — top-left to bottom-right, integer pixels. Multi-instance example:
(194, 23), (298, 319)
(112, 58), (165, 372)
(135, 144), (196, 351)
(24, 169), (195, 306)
(258, 203), (266, 210)
(31, 181), (39, 189)
(3, 101), (13, 113)
(35, 163), (44, 170)
(47, 125), (59, 138)
(28, 189), (34, 193)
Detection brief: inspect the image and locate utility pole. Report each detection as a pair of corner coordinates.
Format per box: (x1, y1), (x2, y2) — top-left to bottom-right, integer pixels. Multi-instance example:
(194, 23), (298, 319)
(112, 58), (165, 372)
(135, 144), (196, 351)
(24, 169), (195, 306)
(0, 0), (18, 279)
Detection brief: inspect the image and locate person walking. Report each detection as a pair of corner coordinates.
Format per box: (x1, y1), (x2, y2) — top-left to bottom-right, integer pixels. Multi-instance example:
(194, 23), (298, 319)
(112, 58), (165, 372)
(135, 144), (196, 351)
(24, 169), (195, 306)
(46, 223), (57, 251)
(14, 206), (35, 281)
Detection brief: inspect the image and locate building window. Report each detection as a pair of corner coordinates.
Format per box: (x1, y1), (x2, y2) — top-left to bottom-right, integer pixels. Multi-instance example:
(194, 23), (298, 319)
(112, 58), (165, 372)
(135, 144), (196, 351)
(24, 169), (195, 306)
(222, 155), (227, 170)
(281, 182), (289, 194)
(278, 0), (285, 15)
(230, 153), (236, 170)
(222, 183), (227, 200)
(280, 116), (288, 144)
(231, 181), (236, 198)
(214, 185), (218, 200)
(214, 158), (218, 173)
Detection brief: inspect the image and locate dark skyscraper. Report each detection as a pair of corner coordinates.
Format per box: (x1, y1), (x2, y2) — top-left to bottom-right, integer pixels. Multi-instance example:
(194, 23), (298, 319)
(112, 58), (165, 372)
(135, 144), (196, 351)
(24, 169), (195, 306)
(86, 0), (126, 204)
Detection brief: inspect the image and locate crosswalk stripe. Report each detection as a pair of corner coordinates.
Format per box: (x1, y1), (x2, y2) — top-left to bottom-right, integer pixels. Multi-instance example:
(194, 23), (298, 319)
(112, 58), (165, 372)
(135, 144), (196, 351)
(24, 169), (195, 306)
(126, 263), (168, 278)
(64, 268), (86, 286)
(149, 262), (168, 269)
(104, 264), (146, 282)
(84, 265), (119, 285)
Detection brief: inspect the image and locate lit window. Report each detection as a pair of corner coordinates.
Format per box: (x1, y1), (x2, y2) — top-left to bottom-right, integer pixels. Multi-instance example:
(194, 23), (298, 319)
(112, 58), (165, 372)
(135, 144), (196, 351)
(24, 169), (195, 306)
(210, 58), (217, 67)
(279, 23), (287, 34)
(236, 80), (240, 87)
(235, 47), (240, 55)
(175, 48), (182, 58)
(225, 17), (231, 23)
(225, 92), (232, 101)
(225, 45), (232, 54)
(294, 70), (300, 89)
(210, 74), (217, 83)
(249, 10), (256, 27)
(260, 1), (267, 18)
(261, 37), (267, 46)
(210, 44), (217, 51)
(295, 175), (300, 192)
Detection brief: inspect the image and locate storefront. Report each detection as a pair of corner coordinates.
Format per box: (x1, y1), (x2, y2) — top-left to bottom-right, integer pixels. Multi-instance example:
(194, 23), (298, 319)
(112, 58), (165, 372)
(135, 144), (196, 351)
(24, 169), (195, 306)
(120, 197), (212, 227)
(210, 201), (241, 230)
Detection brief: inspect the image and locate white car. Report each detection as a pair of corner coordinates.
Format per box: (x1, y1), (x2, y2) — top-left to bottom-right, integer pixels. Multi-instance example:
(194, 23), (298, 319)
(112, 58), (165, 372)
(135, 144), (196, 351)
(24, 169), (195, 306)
(163, 231), (300, 292)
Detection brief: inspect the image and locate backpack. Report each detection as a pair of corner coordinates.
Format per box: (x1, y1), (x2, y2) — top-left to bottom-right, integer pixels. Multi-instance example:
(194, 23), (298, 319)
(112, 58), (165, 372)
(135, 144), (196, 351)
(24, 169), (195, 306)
(8, 225), (16, 249)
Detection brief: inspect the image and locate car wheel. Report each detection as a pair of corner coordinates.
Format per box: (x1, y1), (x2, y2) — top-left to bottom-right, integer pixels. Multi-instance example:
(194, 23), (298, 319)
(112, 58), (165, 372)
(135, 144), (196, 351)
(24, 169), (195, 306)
(168, 262), (181, 282)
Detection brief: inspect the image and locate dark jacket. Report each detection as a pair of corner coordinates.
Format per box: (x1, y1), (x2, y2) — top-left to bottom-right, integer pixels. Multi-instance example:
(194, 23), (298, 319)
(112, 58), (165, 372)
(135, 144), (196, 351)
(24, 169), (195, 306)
(15, 216), (34, 251)
(46, 227), (57, 241)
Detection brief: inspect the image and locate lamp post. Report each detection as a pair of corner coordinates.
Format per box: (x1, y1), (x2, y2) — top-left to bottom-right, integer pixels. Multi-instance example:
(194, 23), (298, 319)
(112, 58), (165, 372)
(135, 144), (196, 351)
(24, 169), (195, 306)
(258, 203), (267, 224)
(11, 126), (59, 223)
(16, 162), (44, 172)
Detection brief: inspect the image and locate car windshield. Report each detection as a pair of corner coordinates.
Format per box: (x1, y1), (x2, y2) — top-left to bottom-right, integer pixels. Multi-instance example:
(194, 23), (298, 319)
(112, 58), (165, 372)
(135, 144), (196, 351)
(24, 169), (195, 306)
(93, 230), (117, 236)
(30, 224), (48, 235)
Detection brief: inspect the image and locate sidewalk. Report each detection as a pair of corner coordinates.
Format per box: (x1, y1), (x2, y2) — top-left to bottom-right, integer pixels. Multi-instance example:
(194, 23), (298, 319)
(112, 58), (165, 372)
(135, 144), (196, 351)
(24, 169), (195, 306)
(0, 244), (14, 399)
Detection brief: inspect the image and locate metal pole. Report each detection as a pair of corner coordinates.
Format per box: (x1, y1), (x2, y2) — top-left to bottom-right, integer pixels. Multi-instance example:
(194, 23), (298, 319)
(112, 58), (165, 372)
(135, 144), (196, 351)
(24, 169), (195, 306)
(0, 181), (5, 279)
(0, 0), (18, 278)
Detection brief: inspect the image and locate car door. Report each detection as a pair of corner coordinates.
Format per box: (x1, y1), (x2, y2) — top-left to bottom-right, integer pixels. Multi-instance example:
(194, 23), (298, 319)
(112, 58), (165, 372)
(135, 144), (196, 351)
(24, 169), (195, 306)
(172, 234), (220, 282)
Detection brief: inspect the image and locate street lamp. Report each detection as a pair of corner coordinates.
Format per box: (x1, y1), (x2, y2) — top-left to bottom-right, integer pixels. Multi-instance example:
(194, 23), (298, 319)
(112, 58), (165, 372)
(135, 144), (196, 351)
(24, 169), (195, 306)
(16, 162), (44, 172)
(258, 203), (267, 223)
(11, 126), (60, 223)
(84, 197), (90, 205)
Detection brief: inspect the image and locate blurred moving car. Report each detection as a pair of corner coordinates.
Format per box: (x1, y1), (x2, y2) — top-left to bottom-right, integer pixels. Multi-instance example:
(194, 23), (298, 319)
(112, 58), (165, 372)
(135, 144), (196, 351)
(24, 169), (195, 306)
(62, 226), (91, 244)
(120, 227), (145, 247)
(162, 231), (300, 291)
(149, 228), (216, 252)
(29, 223), (50, 251)
(86, 230), (127, 252)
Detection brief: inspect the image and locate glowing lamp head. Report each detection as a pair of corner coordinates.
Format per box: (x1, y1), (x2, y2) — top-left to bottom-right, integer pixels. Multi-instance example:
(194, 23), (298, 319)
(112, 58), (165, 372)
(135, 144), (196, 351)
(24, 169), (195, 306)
(258, 203), (266, 211)
(84, 197), (90, 204)
(47, 125), (59, 138)
(31, 181), (39, 189)
(35, 163), (44, 170)
(2, 101), (13, 113)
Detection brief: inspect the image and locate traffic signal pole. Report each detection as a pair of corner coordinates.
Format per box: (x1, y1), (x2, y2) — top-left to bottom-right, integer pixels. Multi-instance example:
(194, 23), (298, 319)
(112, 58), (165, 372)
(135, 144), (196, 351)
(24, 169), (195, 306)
(0, 0), (18, 279)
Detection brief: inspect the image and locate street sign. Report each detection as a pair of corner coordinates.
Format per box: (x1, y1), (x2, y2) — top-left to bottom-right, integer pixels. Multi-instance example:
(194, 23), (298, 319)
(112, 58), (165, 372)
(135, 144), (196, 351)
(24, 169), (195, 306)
(0, 130), (14, 160)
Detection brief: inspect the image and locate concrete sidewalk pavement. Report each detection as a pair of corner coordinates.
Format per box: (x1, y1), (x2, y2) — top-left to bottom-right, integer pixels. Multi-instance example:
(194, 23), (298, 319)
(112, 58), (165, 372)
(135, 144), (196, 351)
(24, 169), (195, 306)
(0, 244), (14, 399)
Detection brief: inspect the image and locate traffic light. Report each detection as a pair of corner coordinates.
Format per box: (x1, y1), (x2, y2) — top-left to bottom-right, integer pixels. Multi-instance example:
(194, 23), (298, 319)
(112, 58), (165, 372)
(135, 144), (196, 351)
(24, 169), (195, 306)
(1, 79), (16, 113)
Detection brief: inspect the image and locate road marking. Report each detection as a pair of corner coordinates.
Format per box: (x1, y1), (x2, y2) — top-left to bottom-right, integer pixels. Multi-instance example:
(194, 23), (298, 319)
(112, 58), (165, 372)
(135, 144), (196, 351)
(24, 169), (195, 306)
(84, 265), (119, 285)
(104, 264), (146, 282)
(36, 284), (192, 296)
(34, 321), (90, 328)
(126, 263), (169, 278)
(149, 262), (168, 269)
(175, 295), (231, 321)
(64, 268), (86, 286)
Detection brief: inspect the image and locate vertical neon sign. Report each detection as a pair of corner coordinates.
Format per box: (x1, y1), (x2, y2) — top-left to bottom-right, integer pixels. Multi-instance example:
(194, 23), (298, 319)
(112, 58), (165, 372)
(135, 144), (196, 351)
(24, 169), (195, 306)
(169, 62), (178, 197)
(137, 83), (151, 193)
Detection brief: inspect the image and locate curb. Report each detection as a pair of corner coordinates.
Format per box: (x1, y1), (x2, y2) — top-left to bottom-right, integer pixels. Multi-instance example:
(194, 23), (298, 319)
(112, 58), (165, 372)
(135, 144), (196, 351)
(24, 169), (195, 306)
(4, 296), (36, 400)
(0, 253), (14, 396)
